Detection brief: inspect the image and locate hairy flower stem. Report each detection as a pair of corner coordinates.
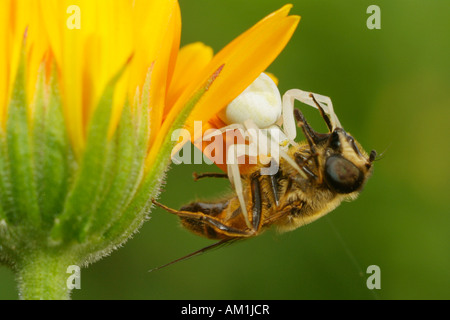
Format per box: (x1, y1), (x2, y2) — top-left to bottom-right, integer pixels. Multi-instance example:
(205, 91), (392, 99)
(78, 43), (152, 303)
(15, 249), (78, 300)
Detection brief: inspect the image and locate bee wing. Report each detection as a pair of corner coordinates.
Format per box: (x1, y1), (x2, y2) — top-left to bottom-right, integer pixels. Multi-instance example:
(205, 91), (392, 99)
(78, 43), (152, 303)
(148, 238), (240, 272)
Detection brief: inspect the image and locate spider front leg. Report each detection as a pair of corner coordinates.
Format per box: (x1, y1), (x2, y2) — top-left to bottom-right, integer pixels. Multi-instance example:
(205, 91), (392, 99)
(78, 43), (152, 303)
(281, 89), (341, 140)
(226, 143), (255, 230)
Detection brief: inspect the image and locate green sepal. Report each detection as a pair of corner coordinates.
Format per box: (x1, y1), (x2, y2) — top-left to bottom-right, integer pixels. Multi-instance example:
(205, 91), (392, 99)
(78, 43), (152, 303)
(0, 129), (13, 225)
(80, 103), (135, 238)
(32, 64), (73, 231)
(80, 68), (153, 242)
(4, 40), (40, 227)
(50, 65), (127, 243)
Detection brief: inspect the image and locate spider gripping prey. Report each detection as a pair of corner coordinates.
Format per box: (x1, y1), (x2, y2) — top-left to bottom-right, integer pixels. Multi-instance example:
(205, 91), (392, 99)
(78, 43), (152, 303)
(151, 73), (376, 269)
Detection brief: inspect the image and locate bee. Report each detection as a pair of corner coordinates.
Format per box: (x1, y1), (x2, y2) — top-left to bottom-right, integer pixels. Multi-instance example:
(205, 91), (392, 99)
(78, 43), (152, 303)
(152, 78), (376, 270)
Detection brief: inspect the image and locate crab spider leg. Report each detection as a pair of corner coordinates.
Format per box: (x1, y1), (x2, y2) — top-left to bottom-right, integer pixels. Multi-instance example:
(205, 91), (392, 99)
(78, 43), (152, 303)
(282, 89), (342, 141)
(226, 143), (253, 229)
(282, 89), (307, 141)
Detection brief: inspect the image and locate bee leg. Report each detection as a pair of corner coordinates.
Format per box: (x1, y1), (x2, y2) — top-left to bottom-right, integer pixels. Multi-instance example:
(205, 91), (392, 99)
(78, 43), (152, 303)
(151, 199), (254, 238)
(308, 92), (341, 129)
(294, 109), (330, 152)
(249, 173), (263, 231)
(268, 173), (280, 207)
(192, 172), (228, 181)
(293, 153), (318, 180)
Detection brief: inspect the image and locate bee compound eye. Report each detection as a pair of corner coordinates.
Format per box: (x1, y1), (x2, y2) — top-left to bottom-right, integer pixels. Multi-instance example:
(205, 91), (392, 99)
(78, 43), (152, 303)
(325, 155), (364, 194)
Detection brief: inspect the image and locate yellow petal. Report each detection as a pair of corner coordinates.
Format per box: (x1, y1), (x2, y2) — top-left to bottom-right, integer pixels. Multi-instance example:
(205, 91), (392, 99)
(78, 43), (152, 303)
(165, 42), (214, 114)
(0, 0), (13, 127)
(146, 1), (181, 149)
(0, 0), (31, 128)
(26, 0), (51, 120)
(165, 1), (182, 97)
(146, 5), (299, 168)
(185, 9), (299, 134)
(40, 0), (86, 155)
(39, 0), (172, 155)
(127, 0), (176, 104)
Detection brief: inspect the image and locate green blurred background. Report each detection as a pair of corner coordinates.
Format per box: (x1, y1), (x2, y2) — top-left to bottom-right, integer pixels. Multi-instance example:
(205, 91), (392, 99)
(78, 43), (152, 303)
(1, 0), (449, 299)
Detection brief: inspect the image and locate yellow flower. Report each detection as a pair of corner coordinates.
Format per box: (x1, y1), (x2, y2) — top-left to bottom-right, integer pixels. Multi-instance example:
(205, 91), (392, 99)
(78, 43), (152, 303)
(0, 0), (299, 299)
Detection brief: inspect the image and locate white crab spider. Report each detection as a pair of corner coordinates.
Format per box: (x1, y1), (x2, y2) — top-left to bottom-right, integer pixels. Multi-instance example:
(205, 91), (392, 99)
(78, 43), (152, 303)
(205, 72), (342, 229)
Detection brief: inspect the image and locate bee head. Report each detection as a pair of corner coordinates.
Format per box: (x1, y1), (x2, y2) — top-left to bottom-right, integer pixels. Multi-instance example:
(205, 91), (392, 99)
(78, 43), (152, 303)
(294, 100), (376, 195)
(323, 128), (375, 194)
